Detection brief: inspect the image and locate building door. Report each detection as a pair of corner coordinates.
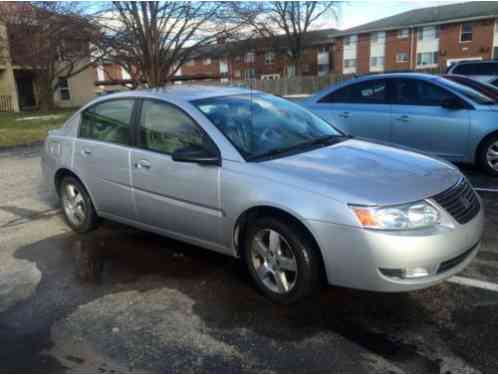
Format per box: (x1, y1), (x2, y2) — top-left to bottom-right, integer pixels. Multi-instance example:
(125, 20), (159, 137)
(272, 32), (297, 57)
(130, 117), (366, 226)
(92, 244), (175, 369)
(15, 74), (36, 109)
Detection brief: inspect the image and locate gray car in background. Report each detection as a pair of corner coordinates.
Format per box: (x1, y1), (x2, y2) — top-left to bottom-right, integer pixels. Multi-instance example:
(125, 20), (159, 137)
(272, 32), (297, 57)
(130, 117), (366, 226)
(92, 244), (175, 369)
(304, 73), (498, 176)
(42, 86), (484, 304)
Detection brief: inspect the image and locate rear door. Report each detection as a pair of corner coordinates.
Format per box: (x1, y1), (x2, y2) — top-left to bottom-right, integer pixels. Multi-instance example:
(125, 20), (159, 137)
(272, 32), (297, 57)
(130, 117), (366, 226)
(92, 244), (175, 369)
(130, 99), (223, 246)
(308, 79), (392, 142)
(74, 98), (136, 219)
(390, 78), (470, 160)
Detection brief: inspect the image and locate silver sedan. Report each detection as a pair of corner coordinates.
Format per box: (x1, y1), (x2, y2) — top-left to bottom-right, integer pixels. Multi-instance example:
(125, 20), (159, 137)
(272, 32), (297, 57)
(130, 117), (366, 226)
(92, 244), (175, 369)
(42, 86), (484, 304)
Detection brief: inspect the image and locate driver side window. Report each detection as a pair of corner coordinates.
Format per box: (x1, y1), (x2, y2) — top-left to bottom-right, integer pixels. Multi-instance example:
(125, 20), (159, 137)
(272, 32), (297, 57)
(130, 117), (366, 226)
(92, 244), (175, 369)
(138, 100), (207, 155)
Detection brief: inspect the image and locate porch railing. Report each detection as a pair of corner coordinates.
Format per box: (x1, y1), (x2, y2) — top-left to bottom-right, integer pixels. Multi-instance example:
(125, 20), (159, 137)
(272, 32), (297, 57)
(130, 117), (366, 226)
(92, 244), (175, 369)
(0, 95), (13, 112)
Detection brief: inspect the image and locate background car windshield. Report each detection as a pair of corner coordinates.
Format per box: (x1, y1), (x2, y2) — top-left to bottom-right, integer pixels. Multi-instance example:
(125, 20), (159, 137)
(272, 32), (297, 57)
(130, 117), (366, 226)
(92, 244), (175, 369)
(193, 94), (340, 159)
(437, 77), (495, 105)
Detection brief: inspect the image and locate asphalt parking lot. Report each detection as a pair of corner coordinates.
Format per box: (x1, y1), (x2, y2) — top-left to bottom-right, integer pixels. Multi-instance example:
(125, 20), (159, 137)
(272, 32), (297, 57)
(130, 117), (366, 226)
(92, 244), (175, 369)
(0, 145), (497, 373)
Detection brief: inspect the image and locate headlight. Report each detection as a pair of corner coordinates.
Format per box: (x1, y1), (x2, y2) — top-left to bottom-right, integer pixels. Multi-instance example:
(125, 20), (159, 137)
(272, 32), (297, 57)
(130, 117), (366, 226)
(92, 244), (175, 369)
(350, 201), (440, 230)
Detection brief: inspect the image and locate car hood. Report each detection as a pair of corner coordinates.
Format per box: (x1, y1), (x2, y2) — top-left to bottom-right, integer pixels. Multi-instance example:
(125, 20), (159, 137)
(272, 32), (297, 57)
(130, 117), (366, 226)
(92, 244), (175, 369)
(259, 139), (462, 206)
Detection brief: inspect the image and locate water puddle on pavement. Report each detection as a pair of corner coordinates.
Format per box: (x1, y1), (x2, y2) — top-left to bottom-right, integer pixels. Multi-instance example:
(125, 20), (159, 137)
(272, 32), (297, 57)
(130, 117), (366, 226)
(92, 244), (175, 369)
(1, 221), (495, 372)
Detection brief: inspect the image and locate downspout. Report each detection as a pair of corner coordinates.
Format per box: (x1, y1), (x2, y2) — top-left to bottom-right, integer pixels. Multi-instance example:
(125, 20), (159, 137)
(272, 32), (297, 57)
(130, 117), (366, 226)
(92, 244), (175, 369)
(410, 27), (415, 70)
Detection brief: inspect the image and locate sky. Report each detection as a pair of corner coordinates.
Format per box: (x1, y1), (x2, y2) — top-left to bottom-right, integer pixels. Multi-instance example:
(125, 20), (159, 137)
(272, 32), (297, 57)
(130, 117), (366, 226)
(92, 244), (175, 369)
(331, 0), (467, 30)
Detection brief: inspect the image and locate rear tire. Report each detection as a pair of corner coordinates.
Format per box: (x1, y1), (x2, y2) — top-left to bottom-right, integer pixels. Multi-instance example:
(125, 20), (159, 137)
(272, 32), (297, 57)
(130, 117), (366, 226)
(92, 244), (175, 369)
(59, 176), (99, 233)
(243, 216), (321, 304)
(478, 134), (498, 177)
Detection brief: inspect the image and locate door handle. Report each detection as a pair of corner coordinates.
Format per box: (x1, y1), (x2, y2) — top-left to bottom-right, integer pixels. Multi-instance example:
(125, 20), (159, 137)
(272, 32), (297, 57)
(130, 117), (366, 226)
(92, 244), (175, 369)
(81, 148), (92, 156)
(338, 112), (350, 119)
(134, 159), (151, 170)
(396, 115), (409, 122)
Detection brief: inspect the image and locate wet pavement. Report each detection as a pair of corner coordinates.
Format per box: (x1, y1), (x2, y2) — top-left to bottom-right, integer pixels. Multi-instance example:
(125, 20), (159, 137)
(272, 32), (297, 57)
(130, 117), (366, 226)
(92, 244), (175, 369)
(1, 192), (498, 373)
(0, 146), (498, 373)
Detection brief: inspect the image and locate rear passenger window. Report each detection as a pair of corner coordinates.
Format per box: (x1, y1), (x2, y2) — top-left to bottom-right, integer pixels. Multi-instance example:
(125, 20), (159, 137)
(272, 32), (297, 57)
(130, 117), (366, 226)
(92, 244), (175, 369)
(452, 64), (476, 75)
(478, 62), (498, 75)
(393, 79), (455, 106)
(320, 80), (387, 104)
(79, 99), (134, 145)
(138, 100), (207, 155)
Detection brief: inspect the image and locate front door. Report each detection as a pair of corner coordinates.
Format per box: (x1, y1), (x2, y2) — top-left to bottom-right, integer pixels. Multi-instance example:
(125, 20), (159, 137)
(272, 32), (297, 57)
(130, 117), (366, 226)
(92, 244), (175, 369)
(390, 78), (470, 160)
(16, 75), (36, 109)
(74, 98), (136, 219)
(131, 99), (222, 246)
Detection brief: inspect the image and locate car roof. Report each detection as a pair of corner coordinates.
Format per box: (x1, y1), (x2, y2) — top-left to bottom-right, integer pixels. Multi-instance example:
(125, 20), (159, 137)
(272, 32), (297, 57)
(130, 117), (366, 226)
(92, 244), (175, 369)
(450, 60), (497, 66)
(94, 85), (258, 103)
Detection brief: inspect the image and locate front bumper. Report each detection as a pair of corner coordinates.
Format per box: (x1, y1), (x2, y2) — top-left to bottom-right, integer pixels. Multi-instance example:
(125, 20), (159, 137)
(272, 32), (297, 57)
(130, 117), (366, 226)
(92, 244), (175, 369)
(307, 202), (484, 292)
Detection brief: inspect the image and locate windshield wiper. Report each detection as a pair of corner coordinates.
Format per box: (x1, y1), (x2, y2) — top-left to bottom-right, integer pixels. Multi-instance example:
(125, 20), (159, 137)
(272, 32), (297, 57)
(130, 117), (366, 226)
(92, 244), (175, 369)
(247, 134), (347, 162)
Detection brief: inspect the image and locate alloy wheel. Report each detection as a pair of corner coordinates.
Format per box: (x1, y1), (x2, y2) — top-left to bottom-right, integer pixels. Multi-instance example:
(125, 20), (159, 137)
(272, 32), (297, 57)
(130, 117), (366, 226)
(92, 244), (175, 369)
(250, 229), (298, 294)
(62, 183), (87, 226)
(486, 141), (498, 172)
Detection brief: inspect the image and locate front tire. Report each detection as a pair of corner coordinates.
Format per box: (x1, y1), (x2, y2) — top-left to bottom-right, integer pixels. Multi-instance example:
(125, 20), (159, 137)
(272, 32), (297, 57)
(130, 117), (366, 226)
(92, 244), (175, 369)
(478, 134), (498, 176)
(59, 176), (99, 233)
(243, 216), (321, 304)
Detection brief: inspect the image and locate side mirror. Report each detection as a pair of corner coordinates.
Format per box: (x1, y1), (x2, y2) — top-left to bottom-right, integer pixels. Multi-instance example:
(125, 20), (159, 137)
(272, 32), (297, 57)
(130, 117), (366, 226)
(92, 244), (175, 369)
(441, 97), (465, 110)
(172, 145), (220, 166)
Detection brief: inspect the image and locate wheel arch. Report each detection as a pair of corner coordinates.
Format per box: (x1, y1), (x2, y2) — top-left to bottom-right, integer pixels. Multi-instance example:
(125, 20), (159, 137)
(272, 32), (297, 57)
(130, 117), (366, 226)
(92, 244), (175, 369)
(475, 129), (498, 164)
(233, 205), (327, 283)
(54, 168), (96, 209)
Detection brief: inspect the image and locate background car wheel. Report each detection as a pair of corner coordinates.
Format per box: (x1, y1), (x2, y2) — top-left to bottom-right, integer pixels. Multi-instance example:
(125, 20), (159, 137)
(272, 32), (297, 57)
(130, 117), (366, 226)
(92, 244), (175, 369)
(243, 216), (321, 304)
(478, 134), (498, 177)
(59, 176), (99, 233)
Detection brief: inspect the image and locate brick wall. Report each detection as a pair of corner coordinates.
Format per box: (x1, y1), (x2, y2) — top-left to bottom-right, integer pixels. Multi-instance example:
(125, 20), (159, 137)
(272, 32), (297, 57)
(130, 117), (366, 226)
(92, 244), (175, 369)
(438, 19), (495, 68)
(357, 33), (370, 74)
(385, 29), (413, 71)
(181, 57), (220, 77)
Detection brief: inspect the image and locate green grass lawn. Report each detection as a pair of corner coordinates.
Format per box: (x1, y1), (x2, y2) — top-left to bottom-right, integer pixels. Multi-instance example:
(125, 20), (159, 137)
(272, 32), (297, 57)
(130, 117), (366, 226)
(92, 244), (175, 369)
(0, 108), (76, 148)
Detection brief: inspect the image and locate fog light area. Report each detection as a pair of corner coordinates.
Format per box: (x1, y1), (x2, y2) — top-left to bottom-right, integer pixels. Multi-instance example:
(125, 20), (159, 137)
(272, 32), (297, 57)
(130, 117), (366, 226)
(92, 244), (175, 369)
(380, 266), (430, 280)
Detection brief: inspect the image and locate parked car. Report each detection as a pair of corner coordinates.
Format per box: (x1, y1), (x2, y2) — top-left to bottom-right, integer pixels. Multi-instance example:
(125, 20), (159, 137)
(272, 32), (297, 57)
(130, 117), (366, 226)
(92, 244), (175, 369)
(304, 73), (498, 176)
(443, 74), (498, 102)
(42, 86), (483, 303)
(446, 60), (498, 84)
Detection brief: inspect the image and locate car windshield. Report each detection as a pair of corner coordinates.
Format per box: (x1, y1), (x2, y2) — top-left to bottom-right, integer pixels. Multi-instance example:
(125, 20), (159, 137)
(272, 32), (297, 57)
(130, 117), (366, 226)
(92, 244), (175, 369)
(436, 77), (496, 105)
(193, 94), (343, 161)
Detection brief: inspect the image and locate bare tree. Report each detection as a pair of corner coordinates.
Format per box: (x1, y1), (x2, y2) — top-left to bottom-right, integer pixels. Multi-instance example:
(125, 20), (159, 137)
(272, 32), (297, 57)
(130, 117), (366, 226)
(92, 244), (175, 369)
(0, 2), (106, 110)
(232, 1), (340, 76)
(97, 2), (243, 87)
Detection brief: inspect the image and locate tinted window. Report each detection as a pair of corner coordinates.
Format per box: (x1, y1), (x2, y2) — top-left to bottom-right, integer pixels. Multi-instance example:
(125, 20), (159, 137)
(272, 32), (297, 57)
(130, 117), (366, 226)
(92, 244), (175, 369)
(79, 99), (134, 145)
(478, 62), (498, 75)
(452, 63), (477, 75)
(321, 79), (387, 104)
(392, 79), (455, 106)
(138, 100), (206, 155)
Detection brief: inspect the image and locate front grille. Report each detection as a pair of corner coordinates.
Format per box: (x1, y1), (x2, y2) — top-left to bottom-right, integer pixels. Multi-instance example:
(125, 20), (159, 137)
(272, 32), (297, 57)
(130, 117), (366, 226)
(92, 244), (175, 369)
(437, 243), (478, 274)
(432, 179), (480, 224)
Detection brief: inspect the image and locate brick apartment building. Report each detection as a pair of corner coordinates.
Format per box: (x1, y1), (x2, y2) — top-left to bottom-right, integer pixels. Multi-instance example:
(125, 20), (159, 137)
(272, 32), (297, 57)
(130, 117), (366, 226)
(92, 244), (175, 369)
(95, 1), (498, 91)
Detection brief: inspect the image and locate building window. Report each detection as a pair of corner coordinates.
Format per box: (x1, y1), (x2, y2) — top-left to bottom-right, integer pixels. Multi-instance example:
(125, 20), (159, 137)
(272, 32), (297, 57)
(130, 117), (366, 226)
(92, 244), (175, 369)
(58, 78), (70, 101)
(243, 68), (256, 79)
(460, 23), (473, 42)
(186, 59), (195, 66)
(398, 29), (409, 39)
(417, 52), (438, 66)
(318, 64), (329, 76)
(343, 35), (357, 46)
(318, 46), (328, 53)
(371, 32), (385, 43)
(245, 52), (255, 64)
(418, 26), (439, 41)
(370, 56), (384, 67)
(264, 51), (274, 64)
(287, 64), (296, 78)
(344, 59), (356, 68)
(203, 58), (211, 65)
(396, 52), (409, 63)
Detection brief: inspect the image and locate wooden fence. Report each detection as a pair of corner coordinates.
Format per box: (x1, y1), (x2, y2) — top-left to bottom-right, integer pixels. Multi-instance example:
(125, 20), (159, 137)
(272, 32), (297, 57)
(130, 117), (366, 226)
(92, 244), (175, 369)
(0, 95), (13, 112)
